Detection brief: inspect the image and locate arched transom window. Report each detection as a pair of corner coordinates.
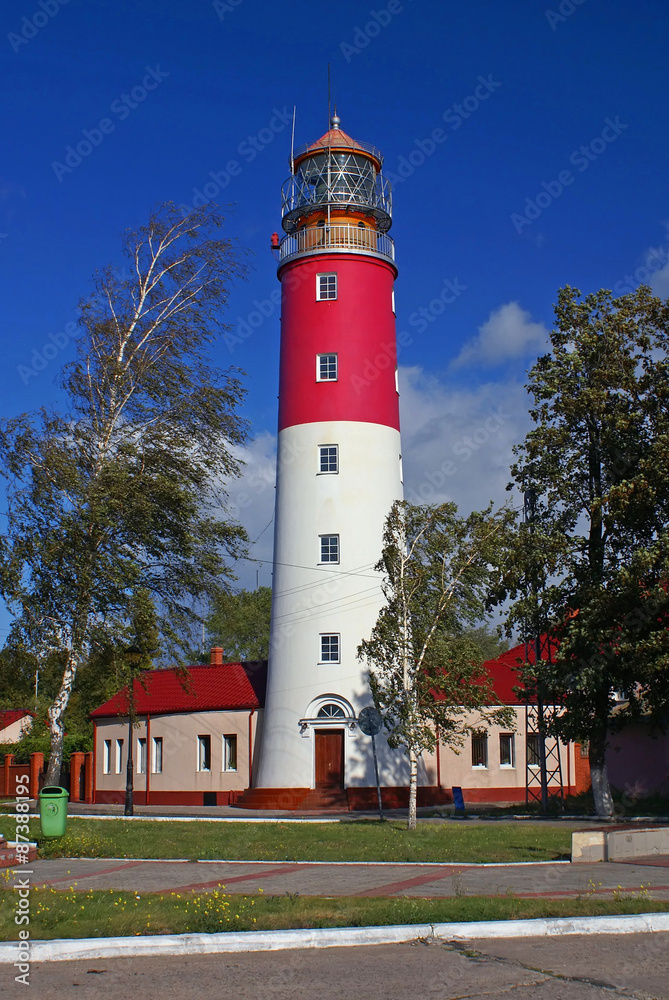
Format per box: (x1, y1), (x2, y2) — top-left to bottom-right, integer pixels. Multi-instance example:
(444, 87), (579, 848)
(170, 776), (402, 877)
(317, 703), (345, 719)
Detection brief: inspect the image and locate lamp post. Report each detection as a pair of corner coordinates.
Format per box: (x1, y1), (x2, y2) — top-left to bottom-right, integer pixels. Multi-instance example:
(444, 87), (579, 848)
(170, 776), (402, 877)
(124, 644), (143, 817)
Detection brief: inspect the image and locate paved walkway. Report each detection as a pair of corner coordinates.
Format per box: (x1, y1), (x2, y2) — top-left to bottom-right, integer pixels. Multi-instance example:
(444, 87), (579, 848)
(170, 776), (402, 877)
(12, 855), (669, 899)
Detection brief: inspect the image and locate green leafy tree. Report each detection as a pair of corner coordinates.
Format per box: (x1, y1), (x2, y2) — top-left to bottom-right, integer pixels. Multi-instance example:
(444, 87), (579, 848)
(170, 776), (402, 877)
(0, 203), (249, 784)
(496, 285), (669, 819)
(358, 500), (515, 830)
(463, 625), (509, 662)
(207, 586), (272, 661)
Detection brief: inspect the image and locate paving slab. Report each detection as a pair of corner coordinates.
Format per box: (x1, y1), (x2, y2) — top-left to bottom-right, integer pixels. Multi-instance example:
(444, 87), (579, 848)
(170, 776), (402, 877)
(7, 856), (669, 900)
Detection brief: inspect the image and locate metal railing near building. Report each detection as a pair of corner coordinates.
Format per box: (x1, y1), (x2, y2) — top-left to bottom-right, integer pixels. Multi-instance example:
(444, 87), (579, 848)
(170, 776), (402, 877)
(279, 224), (395, 264)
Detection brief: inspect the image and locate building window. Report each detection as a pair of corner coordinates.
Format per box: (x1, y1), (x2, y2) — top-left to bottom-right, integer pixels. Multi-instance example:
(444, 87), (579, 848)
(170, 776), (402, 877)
(317, 273), (337, 300)
(399, 453), (404, 484)
(103, 739), (111, 775)
(395, 367), (400, 394)
(152, 737), (163, 774)
(499, 733), (515, 768)
(317, 703), (345, 718)
(320, 633), (340, 663)
(198, 735), (211, 772)
(319, 444), (338, 473)
(222, 735), (237, 772)
(317, 353), (338, 381)
(391, 288), (396, 314)
(114, 739), (124, 774)
(137, 737), (147, 774)
(319, 534), (339, 563)
(527, 734), (541, 767)
(471, 733), (488, 768)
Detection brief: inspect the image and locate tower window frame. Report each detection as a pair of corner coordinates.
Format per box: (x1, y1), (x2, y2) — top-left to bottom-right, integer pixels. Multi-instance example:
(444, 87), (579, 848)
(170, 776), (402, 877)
(319, 533), (339, 564)
(316, 273), (337, 301)
(319, 633), (341, 663)
(316, 353), (338, 382)
(318, 444), (339, 474)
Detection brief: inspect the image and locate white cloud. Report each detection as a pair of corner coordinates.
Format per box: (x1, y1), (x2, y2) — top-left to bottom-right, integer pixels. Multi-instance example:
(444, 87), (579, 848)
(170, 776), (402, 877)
(399, 365), (529, 516)
(452, 301), (549, 369)
(224, 431), (277, 590)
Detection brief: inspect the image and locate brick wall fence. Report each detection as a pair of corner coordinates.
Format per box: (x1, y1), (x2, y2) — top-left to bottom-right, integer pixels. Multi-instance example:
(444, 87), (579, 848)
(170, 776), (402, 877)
(2, 752), (93, 802)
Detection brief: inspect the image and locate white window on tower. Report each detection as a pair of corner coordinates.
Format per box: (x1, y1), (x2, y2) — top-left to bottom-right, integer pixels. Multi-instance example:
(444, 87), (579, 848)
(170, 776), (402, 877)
(320, 633), (340, 663)
(114, 739), (124, 774)
(319, 534), (339, 564)
(318, 444), (339, 474)
(197, 735), (211, 772)
(222, 735), (237, 772)
(391, 288), (396, 314)
(103, 739), (112, 775)
(317, 273), (337, 300)
(137, 737), (147, 774)
(152, 736), (163, 774)
(316, 353), (338, 381)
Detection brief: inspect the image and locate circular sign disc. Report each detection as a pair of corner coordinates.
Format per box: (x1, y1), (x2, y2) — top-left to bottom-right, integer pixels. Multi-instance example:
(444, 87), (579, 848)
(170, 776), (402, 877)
(358, 706), (383, 736)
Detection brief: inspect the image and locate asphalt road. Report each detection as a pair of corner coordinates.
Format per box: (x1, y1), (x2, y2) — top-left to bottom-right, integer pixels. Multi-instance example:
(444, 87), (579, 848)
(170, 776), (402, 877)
(5, 933), (668, 999)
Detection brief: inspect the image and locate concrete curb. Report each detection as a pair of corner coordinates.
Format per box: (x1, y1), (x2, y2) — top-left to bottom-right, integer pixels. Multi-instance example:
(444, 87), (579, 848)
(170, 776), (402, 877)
(2, 912), (668, 963)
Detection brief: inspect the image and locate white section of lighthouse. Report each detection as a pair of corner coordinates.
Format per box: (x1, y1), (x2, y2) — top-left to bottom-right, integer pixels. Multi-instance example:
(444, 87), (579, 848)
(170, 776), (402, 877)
(250, 115), (404, 805)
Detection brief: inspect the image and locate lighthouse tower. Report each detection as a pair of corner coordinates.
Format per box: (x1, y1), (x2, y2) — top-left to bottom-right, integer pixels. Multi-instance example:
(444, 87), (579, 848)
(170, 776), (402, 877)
(252, 115), (403, 805)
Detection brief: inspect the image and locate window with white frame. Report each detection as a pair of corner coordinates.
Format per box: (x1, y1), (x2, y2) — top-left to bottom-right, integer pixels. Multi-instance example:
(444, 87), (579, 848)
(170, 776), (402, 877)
(317, 273), (337, 300)
(137, 737), (147, 774)
(471, 732), (488, 768)
(319, 444), (338, 474)
(499, 733), (515, 767)
(103, 739), (112, 775)
(320, 633), (340, 663)
(319, 534), (339, 563)
(152, 736), (163, 774)
(316, 353), (338, 381)
(222, 735), (237, 772)
(391, 288), (396, 314)
(114, 738), (124, 774)
(197, 734), (211, 772)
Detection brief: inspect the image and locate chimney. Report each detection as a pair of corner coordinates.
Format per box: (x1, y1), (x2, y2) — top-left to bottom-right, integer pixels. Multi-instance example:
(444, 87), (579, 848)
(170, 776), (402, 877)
(210, 647), (224, 666)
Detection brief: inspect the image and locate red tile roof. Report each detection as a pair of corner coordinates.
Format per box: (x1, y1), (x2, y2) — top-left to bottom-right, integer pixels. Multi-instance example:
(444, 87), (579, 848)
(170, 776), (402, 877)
(0, 710), (34, 731)
(482, 635), (557, 704)
(90, 662), (267, 718)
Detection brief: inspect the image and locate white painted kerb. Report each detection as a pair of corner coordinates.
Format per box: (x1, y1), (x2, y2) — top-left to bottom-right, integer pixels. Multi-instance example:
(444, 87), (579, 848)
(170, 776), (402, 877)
(2, 912), (668, 963)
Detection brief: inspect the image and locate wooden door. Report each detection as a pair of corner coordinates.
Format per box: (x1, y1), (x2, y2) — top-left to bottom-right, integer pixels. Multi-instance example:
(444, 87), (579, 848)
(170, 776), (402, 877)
(314, 729), (345, 790)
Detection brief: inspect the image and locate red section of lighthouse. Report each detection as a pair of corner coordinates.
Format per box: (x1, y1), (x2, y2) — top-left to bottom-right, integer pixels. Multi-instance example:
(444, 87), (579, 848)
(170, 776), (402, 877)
(247, 114), (404, 803)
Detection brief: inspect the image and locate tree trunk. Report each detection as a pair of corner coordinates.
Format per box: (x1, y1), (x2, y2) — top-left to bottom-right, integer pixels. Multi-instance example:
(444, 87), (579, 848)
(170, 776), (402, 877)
(407, 747), (418, 831)
(44, 650), (78, 786)
(589, 735), (614, 820)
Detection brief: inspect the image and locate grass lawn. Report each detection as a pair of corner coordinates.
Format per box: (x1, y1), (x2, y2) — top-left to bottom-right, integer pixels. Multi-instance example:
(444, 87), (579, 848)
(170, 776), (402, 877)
(17, 817), (577, 864)
(1, 886), (666, 940)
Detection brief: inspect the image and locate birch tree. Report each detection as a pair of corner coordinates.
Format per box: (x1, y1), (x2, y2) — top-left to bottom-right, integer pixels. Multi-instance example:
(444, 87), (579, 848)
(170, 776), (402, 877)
(0, 203), (249, 783)
(358, 500), (514, 830)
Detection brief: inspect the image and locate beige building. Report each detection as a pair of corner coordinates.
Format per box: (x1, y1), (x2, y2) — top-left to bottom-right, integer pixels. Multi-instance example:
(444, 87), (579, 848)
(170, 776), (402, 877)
(91, 645), (589, 809)
(0, 710), (34, 744)
(91, 654), (265, 806)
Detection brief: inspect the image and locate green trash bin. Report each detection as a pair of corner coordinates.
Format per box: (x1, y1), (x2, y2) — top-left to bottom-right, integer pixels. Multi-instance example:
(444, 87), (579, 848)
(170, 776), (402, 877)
(38, 786), (69, 839)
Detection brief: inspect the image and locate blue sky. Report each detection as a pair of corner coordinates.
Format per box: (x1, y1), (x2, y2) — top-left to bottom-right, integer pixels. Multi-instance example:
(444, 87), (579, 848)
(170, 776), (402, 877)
(1, 0), (669, 640)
